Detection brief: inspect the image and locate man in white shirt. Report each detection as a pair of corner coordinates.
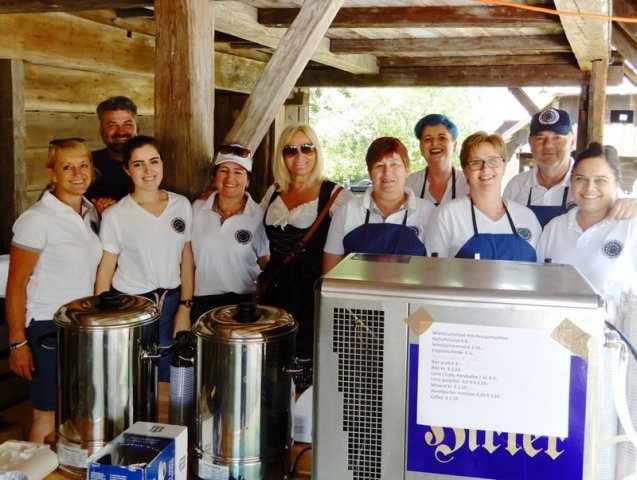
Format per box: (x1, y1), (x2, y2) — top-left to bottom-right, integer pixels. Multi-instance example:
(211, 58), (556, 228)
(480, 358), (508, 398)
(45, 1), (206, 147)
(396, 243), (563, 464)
(503, 107), (636, 226)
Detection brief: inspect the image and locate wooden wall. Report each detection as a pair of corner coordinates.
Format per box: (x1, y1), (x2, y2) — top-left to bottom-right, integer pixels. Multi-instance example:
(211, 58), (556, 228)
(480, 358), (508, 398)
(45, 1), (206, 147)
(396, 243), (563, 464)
(0, 11), (309, 251)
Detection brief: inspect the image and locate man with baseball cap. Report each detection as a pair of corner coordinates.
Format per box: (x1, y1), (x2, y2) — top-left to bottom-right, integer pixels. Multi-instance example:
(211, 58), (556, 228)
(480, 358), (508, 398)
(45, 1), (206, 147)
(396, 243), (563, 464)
(406, 113), (470, 206)
(504, 107), (636, 227)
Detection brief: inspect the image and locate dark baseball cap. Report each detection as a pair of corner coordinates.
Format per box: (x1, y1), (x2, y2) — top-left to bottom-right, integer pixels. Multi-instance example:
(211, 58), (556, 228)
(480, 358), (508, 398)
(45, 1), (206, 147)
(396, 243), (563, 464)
(530, 108), (572, 136)
(414, 114), (458, 140)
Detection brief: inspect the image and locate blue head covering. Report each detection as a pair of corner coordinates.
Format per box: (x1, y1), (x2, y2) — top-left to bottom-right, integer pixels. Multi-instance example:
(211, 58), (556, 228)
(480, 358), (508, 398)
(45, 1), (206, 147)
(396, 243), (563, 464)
(414, 114), (459, 140)
(530, 108), (572, 136)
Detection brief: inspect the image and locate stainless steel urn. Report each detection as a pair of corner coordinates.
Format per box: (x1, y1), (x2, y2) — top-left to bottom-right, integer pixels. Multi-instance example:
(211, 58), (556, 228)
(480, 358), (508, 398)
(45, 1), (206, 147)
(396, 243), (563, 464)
(193, 303), (298, 480)
(54, 292), (160, 476)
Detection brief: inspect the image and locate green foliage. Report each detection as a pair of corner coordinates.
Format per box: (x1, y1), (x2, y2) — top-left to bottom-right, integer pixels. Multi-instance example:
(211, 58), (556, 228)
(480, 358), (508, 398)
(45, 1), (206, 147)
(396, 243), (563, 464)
(310, 87), (517, 184)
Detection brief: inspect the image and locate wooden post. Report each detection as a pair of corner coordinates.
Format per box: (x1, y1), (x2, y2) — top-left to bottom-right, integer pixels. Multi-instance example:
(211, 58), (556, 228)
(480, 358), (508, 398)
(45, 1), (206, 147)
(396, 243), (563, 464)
(586, 58), (608, 145)
(224, 0), (346, 152)
(576, 84), (589, 153)
(154, 0), (214, 199)
(0, 59), (27, 252)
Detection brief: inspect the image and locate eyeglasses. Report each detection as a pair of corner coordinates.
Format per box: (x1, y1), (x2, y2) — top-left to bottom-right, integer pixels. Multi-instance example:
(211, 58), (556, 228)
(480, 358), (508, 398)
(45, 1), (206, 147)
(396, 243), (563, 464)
(49, 137), (85, 147)
(283, 144), (316, 158)
(218, 144), (251, 158)
(466, 157), (504, 171)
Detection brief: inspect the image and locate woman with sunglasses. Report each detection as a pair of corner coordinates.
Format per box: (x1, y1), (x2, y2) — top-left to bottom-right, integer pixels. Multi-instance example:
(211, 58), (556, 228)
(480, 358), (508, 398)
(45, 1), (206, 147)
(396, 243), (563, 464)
(259, 124), (351, 391)
(6, 139), (101, 442)
(425, 131), (541, 261)
(95, 135), (194, 382)
(190, 145), (269, 322)
(323, 137), (435, 272)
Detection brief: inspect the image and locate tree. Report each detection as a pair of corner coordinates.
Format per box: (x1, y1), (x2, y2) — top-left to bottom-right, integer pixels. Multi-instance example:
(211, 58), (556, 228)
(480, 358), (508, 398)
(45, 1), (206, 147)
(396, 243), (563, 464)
(310, 87), (521, 184)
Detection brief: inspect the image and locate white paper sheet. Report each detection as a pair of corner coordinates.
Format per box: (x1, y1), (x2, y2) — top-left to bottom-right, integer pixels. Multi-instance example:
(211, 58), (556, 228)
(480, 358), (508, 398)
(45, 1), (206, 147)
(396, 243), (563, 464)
(417, 322), (571, 437)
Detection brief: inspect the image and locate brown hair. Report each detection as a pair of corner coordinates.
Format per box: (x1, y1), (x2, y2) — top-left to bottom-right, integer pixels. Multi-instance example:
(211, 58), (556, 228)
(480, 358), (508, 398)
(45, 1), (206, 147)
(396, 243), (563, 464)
(365, 137), (410, 173)
(459, 131), (507, 168)
(573, 141), (621, 183)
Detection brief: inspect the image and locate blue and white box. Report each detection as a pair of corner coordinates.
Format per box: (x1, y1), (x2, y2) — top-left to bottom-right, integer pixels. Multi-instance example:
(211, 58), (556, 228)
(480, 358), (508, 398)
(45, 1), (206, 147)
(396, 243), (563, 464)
(87, 422), (187, 480)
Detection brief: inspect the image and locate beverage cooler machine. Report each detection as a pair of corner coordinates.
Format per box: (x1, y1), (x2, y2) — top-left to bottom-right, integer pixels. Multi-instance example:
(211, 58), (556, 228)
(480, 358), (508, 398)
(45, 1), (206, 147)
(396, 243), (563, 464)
(313, 254), (610, 480)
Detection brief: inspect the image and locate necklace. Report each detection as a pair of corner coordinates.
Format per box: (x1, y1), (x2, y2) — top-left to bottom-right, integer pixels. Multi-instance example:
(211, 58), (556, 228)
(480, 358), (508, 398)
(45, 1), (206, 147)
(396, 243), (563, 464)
(214, 197), (246, 217)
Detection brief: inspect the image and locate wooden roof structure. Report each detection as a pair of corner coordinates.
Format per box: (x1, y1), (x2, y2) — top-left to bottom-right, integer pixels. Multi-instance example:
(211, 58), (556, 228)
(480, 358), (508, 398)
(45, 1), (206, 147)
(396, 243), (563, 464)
(1, 0), (636, 250)
(2, 0), (635, 87)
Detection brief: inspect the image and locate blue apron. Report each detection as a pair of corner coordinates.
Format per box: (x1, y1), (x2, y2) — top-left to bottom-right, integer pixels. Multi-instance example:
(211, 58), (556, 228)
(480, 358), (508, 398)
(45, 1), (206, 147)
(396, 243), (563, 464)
(526, 186), (569, 228)
(456, 199), (537, 262)
(343, 209), (426, 256)
(420, 168), (456, 206)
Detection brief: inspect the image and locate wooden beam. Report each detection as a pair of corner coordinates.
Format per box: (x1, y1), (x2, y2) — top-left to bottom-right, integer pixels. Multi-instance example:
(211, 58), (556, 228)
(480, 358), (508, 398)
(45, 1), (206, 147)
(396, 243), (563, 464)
(613, 25), (637, 74)
(507, 88), (540, 116)
(613, 0), (637, 40)
(0, 1), (151, 13)
(296, 64), (625, 88)
(330, 35), (571, 55)
(554, 0), (610, 69)
(378, 53), (577, 68)
(0, 59), (27, 251)
(0, 12), (155, 77)
(259, 6), (558, 28)
(155, 0), (214, 200)
(224, 0), (345, 152)
(24, 63), (155, 114)
(586, 58), (608, 144)
(0, 13), (265, 93)
(214, 1), (377, 75)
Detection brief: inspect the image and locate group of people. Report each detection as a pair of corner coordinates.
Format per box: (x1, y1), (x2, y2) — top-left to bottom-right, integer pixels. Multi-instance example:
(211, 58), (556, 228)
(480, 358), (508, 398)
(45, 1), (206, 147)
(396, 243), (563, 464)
(5, 95), (636, 444)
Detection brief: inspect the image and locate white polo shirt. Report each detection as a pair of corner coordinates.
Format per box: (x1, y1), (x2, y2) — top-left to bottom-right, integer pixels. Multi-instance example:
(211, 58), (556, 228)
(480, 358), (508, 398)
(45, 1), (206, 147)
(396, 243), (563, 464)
(537, 207), (637, 304)
(324, 187), (435, 254)
(191, 193), (269, 296)
(406, 167), (470, 205)
(11, 191), (102, 325)
(425, 196), (542, 258)
(503, 161), (575, 208)
(100, 192), (192, 294)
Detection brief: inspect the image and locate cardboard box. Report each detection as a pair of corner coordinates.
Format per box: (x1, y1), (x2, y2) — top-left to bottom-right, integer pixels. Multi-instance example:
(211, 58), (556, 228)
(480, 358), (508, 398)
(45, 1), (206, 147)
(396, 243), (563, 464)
(87, 422), (187, 480)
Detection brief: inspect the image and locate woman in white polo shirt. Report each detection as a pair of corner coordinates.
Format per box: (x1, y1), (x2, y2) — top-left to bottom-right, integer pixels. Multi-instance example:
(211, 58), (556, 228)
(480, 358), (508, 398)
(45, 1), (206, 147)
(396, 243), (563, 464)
(323, 136), (435, 272)
(190, 145), (269, 322)
(95, 135), (194, 382)
(6, 138), (101, 442)
(537, 142), (637, 312)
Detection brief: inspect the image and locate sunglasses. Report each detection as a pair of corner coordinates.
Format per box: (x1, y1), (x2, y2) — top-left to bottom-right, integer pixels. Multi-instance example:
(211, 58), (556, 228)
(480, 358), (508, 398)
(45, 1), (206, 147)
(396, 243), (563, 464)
(218, 144), (251, 158)
(49, 137), (85, 147)
(282, 144), (316, 158)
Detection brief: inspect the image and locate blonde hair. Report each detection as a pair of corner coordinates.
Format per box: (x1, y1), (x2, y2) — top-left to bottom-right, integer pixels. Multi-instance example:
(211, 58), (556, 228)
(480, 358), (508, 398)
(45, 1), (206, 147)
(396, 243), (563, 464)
(459, 131), (507, 168)
(273, 124), (325, 192)
(47, 139), (92, 169)
(44, 139), (94, 194)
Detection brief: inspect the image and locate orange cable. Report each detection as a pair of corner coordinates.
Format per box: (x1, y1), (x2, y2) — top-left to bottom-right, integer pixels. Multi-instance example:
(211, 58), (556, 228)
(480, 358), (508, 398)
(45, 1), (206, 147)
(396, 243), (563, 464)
(473, 0), (637, 23)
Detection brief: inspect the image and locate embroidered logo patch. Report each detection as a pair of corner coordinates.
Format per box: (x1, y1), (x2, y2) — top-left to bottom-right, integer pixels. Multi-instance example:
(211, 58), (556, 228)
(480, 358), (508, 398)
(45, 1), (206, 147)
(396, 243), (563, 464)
(171, 217), (186, 233)
(409, 226), (421, 237)
(235, 229), (252, 244)
(517, 227), (532, 241)
(602, 240), (622, 258)
(539, 108), (560, 125)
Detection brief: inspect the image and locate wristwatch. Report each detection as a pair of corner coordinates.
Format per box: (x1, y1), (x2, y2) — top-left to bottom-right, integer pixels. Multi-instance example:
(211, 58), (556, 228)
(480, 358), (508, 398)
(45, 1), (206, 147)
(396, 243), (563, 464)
(178, 299), (193, 308)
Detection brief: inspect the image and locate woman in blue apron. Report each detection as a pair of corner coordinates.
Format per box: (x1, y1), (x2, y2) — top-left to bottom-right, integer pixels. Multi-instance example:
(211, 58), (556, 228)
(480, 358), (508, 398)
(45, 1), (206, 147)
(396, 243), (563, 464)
(425, 131), (541, 261)
(323, 137), (435, 272)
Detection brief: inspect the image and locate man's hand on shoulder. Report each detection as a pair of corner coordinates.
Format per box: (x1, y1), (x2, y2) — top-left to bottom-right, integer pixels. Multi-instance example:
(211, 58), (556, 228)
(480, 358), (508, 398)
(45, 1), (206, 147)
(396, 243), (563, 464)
(91, 197), (117, 214)
(606, 198), (637, 221)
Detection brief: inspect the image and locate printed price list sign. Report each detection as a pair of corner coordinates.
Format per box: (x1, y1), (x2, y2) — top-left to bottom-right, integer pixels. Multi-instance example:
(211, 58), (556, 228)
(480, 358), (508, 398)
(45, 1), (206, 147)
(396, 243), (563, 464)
(417, 322), (571, 437)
